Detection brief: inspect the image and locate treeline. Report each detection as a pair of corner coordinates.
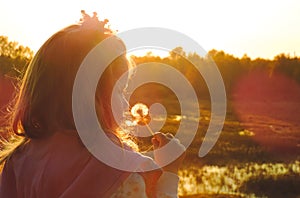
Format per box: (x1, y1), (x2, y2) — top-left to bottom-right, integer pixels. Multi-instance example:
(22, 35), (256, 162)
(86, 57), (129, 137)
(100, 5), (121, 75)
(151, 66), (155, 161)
(0, 36), (33, 128)
(131, 47), (300, 100)
(0, 36), (33, 78)
(1, 36), (300, 102)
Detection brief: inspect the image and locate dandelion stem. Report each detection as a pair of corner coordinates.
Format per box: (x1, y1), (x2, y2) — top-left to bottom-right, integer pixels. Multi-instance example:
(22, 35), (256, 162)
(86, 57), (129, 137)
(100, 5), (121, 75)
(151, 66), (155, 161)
(144, 121), (154, 136)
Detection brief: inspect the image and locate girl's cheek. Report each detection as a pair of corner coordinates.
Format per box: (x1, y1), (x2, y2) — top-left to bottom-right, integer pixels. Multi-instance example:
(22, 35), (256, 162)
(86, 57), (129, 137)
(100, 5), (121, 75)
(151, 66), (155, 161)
(111, 91), (128, 126)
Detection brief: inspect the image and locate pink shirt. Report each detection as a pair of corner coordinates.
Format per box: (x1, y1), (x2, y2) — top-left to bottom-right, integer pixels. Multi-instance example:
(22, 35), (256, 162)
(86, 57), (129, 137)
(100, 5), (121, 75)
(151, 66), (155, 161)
(0, 131), (179, 197)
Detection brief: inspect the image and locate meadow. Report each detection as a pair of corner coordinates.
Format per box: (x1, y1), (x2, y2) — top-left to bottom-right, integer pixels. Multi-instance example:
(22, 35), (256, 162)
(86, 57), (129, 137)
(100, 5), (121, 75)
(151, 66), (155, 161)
(149, 99), (300, 198)
(1, 100), (299, 197)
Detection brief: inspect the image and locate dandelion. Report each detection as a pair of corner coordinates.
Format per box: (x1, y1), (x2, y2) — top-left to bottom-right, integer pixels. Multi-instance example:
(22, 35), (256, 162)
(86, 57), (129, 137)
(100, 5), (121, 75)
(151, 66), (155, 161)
(130, 103), (154, 135)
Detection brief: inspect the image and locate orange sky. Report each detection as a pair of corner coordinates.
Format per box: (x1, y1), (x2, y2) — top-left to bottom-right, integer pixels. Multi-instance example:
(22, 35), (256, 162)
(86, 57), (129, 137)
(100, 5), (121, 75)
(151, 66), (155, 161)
(1, 0), (300, 59)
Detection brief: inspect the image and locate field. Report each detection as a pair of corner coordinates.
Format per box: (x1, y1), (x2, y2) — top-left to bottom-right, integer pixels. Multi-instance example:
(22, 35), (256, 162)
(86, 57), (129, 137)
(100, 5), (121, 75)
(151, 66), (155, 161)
(142, 99), (300, 198)
(1, 98), (299, 197)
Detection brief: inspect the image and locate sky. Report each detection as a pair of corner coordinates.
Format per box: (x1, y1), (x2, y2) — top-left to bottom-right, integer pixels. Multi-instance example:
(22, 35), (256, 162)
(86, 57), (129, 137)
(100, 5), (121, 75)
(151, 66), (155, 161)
(0, 0), (300, 59)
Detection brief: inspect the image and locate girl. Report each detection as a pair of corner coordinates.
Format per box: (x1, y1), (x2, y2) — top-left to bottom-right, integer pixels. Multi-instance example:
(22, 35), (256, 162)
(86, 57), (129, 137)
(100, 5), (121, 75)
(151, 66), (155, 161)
(0, 11), (185, 197)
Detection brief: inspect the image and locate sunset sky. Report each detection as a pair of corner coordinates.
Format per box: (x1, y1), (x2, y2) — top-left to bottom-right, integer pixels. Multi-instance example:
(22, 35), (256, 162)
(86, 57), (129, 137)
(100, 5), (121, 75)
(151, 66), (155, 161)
(1, 0), (299, 59)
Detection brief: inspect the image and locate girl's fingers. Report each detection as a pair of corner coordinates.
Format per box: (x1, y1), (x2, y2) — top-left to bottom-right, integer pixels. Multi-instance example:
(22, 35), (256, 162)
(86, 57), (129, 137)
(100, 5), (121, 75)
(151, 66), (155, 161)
(152, 132), (164, 148)
(152, 132), (176, 149)
(152, 132), (186, 171)
(151, 137), (159, 149)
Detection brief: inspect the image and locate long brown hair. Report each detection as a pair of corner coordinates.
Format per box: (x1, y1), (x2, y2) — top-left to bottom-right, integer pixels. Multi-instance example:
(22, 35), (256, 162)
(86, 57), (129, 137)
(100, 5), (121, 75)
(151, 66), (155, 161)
(1, 19), (132, 163)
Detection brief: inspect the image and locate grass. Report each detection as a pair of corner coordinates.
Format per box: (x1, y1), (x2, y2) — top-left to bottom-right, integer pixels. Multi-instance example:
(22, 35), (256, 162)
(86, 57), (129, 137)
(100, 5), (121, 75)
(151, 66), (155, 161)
(143, 99), (300, 197)
(1, 99), (299, 197)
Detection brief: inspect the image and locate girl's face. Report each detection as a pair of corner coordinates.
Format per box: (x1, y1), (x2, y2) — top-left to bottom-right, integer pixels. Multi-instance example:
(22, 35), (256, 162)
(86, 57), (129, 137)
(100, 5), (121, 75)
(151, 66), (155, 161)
(110, 59), (132, 128)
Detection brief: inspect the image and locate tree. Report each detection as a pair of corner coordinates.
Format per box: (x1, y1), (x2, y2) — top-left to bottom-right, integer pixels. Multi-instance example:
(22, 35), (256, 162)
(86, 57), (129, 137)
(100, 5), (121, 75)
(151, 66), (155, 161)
(0, 36), (33, 78)
(0, 36), (33, 128)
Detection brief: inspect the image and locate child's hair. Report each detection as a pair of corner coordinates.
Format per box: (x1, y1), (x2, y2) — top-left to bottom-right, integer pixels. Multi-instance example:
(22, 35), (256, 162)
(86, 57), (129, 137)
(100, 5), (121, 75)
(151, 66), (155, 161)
(0, 11), (134, 164)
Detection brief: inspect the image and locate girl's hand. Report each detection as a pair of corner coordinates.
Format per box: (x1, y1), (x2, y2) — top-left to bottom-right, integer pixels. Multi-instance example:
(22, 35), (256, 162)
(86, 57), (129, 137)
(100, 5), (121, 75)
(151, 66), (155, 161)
(151, 132), (186, 174)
